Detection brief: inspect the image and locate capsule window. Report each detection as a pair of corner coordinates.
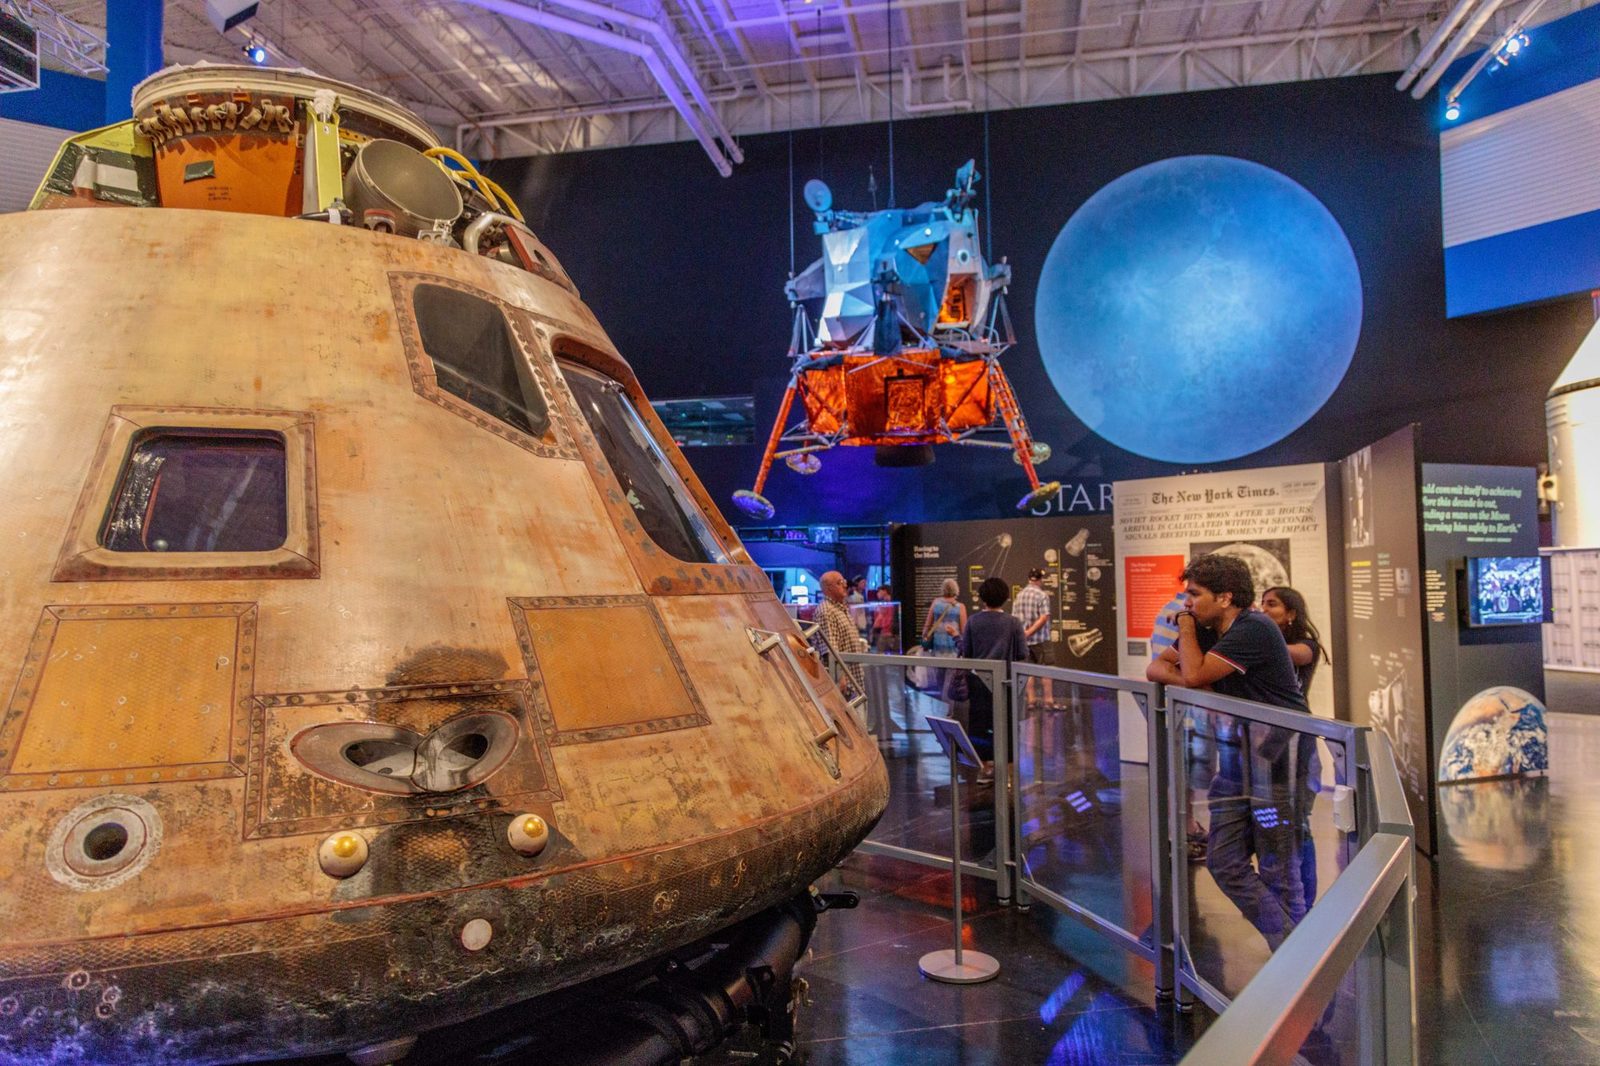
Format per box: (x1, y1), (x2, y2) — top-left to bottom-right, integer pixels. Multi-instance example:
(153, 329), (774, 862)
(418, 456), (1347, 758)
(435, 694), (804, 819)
(100, 430), (287, 553)
(559, 361), (729, 566)
(55, 406), (319, 582)
(413, 284), (550, 439)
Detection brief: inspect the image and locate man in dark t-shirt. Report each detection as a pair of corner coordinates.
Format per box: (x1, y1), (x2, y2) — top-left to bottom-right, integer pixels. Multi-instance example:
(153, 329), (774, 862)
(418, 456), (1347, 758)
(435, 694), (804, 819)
(959, 576), (1027, 771)
(1146, 553), (1307, 950)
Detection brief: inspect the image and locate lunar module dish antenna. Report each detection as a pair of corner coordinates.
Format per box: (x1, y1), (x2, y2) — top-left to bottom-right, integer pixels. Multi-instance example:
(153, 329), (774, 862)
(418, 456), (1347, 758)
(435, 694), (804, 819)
(804, 179), (833, 214)
(733, 161), (1059, 521)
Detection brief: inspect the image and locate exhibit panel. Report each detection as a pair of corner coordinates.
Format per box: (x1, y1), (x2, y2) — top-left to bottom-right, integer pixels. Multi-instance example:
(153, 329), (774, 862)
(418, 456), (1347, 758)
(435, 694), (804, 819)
(1339, 426), (1434, 853)
(891, 514), (1115, 674)
(1113, 465), (1336, 761)
(1419, 464), (1548, 784)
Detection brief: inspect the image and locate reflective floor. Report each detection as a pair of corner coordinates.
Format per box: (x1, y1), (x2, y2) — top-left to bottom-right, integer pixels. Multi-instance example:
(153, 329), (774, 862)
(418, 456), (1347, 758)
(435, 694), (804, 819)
(282, 674), (1600, 1065)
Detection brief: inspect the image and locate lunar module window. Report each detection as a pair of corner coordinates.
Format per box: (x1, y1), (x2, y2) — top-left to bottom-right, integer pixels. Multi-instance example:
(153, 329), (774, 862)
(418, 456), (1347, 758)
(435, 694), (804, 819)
(413, 284), (550, 439)
(560, 362), (730, 566)
(101, 430), (288, 552)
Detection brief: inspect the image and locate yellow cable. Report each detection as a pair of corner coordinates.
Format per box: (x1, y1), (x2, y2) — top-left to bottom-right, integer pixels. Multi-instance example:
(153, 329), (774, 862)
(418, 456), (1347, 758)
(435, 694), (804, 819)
(479, 175), (525, 223)
(424, 146), (501, 212)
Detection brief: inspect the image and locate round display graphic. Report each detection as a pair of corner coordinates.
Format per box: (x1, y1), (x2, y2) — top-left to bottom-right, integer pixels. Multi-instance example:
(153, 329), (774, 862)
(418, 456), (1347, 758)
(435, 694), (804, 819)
(1036, 156), (1362, 463)
(1437, 686), (1549, 783)
(1206, 542), (1290, 601)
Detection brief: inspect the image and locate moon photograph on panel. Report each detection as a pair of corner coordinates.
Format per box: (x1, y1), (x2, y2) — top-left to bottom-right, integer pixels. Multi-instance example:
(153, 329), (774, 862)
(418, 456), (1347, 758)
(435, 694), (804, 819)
(1035, 155), (1363, 463)
(1190, 538), (1292, 598)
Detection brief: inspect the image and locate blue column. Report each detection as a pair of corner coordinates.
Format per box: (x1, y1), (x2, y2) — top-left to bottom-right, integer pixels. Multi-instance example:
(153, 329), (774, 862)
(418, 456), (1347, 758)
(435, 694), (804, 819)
(104, 0), (164, 125)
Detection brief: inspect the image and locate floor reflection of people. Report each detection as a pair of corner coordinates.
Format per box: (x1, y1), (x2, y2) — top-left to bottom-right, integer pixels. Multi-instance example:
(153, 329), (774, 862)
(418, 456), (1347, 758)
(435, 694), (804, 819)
(1148, 555), (1311, 950)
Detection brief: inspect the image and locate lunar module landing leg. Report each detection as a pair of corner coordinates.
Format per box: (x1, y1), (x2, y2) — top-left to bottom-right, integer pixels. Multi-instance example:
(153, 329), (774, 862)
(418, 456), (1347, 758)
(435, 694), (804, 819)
(987, 360), (1061, 511)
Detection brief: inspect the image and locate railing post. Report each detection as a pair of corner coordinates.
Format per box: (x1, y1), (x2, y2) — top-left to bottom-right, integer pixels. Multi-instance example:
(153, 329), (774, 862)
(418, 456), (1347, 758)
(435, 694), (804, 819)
(1149, 687), (1175, 1000)
(1383, 843), (1418, 1065)
(994, 662), (1014, 906)
(1168, 694), (1196, 1011)
(1352, 728), (1386, 1063)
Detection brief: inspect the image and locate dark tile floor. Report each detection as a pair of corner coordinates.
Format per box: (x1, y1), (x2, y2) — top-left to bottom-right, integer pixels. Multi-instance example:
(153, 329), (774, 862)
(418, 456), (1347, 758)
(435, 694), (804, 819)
(775, 683), (1600, 1066)
(287, 673), (1600, 1065)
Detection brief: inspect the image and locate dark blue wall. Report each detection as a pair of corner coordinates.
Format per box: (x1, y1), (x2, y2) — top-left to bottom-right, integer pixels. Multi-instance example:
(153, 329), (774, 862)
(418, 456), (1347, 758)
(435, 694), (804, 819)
(488, 74), (1591, 529)
(0, 69), (105, 131)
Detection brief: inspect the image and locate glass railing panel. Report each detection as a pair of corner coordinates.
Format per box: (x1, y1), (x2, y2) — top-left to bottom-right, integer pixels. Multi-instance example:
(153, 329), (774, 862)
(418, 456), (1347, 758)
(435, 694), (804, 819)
(1015, 676), (1155, 952)
(1180, 705), (1354, 1000)
(857, 657), (1005, 882)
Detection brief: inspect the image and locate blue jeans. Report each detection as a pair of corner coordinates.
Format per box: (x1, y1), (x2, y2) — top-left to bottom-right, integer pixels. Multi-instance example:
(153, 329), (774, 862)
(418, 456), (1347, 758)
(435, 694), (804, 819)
(1205, 743), (1304, 950)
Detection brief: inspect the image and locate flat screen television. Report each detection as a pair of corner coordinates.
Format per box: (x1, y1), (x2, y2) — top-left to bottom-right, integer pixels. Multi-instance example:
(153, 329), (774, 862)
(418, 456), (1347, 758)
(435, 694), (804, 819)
(1461, 556), (1552, 627)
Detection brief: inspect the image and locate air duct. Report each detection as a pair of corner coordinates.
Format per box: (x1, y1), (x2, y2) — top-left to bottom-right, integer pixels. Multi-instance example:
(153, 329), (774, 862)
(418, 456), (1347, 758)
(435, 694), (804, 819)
(455, 0), (737, 176)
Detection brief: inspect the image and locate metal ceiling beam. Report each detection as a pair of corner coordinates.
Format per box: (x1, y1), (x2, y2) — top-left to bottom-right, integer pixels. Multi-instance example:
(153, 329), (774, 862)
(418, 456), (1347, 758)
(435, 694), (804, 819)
(538, 0), (742, 161)
(471, 14), (1423, 155)
(701, 0), (774, 95)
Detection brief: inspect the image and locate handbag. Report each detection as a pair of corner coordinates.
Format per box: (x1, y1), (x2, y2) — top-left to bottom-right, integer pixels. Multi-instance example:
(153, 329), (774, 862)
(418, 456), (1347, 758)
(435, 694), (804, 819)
(905, 646), (933, 690)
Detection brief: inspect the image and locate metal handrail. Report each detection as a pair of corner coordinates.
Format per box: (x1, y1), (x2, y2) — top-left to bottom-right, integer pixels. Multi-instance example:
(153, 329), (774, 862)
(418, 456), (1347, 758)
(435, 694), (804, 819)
(1164, 686), (1363, 743)
(1366, 732), (1413, 837)
(1010, 660), (1162, 702)
(1179, 832), (1413, 1065)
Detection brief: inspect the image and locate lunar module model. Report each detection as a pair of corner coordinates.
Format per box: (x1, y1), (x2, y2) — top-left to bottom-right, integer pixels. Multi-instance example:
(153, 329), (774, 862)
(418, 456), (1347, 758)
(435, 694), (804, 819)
(0, 65), (886, 1065)
(733, 162), (1059, 519)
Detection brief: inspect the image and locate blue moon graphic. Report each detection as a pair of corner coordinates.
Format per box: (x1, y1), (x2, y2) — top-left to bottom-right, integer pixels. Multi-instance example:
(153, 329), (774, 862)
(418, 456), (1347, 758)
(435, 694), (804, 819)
(1035, 155), (1363, 463)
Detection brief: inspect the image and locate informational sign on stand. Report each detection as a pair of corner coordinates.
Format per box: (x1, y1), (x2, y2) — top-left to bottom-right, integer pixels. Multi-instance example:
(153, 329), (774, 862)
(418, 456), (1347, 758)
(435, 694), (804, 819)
(891, 515), (1116, 676)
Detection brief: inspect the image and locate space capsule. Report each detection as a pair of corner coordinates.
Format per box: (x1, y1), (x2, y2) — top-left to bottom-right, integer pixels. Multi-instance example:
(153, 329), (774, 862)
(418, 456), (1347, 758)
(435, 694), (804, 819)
(0, 65), (886, 1064)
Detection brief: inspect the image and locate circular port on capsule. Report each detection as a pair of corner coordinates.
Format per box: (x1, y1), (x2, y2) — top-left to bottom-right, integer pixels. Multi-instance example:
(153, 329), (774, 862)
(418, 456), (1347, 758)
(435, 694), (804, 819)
(48, 796), (161, 890)
(461, 918), (493, 951)
(506, 813), (549, 856)
(318, 831), (369, 878)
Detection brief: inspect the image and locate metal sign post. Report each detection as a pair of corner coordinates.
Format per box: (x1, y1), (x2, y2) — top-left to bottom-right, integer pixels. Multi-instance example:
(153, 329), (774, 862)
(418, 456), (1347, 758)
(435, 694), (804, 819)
(920, 715), (1000, 984)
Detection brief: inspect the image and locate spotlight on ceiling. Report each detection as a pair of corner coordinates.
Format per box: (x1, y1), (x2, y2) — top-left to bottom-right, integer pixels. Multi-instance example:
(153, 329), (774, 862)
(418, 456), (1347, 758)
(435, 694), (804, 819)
(1444, 100), (1462, 122)
(244, 43), (267, 65)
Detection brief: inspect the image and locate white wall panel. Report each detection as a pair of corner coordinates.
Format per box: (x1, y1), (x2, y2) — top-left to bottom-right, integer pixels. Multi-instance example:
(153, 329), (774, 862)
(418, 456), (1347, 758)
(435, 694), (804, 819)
(1442, 78), (1600, 248)
(0, 117), (70, 214)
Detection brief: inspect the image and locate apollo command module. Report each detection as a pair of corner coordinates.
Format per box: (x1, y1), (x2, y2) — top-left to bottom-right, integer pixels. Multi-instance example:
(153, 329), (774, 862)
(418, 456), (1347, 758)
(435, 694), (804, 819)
(0, 65), (887, 1065)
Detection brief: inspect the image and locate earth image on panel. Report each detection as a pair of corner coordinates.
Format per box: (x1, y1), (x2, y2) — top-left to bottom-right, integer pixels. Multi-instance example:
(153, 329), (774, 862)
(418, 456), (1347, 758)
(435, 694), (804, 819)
(1035, 155), (1363, 462)
(1438, 686), (1549, 783)
(1205, 542), (1289, 600)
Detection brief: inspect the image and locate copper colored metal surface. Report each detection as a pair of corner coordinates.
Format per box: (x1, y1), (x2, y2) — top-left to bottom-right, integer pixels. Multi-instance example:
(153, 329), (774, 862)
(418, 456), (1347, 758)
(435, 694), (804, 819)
(0, 204), (887, 1063)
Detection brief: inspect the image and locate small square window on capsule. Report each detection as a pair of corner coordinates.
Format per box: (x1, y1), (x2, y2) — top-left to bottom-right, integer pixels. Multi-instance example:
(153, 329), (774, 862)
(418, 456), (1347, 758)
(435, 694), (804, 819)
(100, 429), (288, 553)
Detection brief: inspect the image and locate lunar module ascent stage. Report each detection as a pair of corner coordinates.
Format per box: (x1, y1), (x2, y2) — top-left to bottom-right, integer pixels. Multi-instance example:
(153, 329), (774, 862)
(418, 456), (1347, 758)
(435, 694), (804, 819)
(0, 65), (887, 1065)
(734, 163), (1059, 520)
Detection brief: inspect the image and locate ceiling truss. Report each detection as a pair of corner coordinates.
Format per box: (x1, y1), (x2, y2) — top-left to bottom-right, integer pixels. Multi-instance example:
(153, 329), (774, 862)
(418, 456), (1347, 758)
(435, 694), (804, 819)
(29, 0), (1597, 166)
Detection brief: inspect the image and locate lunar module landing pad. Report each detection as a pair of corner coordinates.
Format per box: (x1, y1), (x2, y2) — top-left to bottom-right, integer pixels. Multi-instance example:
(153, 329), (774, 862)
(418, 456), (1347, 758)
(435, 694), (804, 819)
(734, 162), (1058, 520)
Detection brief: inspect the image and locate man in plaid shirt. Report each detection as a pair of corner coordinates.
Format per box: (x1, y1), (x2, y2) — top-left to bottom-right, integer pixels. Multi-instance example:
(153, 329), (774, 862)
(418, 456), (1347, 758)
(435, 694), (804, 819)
(1013, 568), (1052, 664)
(817, 570), (868, 695)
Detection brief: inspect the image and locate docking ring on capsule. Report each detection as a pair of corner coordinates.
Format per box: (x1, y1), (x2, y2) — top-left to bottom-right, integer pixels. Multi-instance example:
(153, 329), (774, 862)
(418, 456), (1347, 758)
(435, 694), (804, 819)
(46, 795), (162, 891)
